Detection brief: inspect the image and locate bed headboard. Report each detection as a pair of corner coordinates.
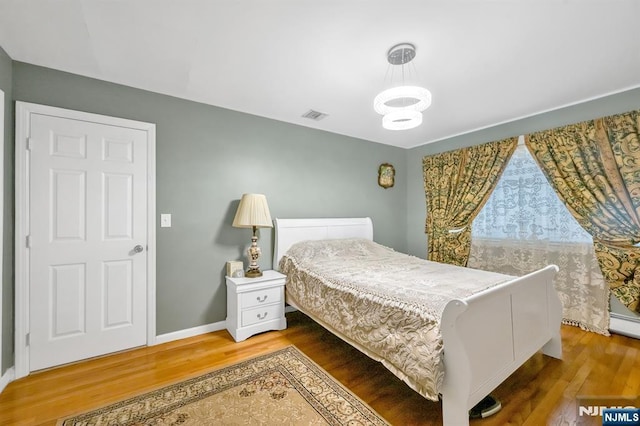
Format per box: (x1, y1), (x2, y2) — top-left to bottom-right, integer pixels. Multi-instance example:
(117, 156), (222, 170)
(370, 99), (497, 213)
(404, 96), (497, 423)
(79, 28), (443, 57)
(272, 217), (373, 271)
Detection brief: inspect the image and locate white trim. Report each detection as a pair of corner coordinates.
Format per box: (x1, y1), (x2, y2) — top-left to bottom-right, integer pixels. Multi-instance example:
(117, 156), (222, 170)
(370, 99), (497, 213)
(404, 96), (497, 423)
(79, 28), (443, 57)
(0, 89), (4, 376)
(146, 124), (157, 346)
(14, 102), (157, 378)
(155, 321), (227, 345)
(14, 102), (29, 379)
(284, 305), (297, 314)
(0, 366), (14, 394)
(406, 83), (640, 149)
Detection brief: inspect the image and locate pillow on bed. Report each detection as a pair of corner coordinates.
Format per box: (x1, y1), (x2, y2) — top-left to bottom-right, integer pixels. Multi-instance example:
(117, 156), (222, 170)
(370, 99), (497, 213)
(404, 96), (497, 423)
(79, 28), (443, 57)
(281, 238), (395, 268)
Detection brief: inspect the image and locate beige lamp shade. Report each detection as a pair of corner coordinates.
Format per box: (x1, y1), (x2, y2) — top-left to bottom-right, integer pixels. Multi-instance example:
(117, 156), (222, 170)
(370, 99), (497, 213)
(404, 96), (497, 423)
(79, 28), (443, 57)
(232, 194), (273, 228)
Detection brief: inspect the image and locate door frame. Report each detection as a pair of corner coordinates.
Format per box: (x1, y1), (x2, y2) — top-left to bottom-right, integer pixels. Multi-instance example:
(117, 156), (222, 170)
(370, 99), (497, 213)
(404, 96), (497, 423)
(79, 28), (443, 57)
(14, 102), (156, 379)
(0, 90), (4, 379)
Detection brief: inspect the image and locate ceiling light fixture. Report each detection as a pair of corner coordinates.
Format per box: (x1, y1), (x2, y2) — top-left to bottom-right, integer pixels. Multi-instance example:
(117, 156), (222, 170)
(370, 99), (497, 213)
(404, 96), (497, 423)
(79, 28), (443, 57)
(373, 43), (431, 131)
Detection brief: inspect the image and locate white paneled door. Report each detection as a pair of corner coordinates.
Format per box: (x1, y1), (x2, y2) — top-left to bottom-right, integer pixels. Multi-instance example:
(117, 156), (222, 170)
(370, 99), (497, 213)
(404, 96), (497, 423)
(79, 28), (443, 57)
(27, 112), (149, 371)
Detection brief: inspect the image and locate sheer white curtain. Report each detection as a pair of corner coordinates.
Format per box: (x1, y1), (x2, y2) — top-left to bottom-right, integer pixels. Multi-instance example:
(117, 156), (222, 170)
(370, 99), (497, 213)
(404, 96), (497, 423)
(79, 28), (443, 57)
(468, 141), (610, 335)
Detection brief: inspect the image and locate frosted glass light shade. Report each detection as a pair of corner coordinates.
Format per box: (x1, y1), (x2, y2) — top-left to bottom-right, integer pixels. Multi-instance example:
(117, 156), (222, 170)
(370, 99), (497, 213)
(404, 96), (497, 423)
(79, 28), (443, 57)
(373, 86), (432, 115)
(232, 194), (273, 228)
(382, 109), (423, 130)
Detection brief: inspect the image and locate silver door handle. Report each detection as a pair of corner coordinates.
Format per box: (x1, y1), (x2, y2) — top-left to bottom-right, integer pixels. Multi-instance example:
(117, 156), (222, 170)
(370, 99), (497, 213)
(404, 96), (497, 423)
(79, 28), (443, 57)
(133, 245), (144, 253)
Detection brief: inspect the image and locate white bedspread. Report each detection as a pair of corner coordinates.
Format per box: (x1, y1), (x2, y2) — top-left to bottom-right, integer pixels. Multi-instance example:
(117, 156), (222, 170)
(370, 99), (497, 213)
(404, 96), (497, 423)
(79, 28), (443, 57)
(279, 238), (515, 400)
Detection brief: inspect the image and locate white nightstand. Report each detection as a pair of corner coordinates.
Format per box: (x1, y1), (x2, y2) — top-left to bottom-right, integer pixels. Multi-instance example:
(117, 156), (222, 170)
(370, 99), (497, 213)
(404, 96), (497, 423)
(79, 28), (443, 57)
(226, 270), (287, 342)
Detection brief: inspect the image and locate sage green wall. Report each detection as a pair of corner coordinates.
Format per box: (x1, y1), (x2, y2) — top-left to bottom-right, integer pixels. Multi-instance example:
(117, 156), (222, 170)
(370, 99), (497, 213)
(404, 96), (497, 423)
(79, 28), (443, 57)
(8, 57), (640, 368)
(12, 62), (407, 335)
(405, 87), (640, 258)
(0, 47), (13, 374)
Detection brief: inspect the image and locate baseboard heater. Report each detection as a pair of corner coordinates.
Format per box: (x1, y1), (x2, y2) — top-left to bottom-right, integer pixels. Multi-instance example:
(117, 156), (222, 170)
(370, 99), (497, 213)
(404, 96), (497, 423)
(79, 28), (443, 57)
(610, 312), (640, 339)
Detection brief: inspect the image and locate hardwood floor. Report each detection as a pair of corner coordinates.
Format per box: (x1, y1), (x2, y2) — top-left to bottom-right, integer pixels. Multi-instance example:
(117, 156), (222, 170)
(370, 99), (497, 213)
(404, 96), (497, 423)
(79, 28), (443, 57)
(1, 311), (639, 425)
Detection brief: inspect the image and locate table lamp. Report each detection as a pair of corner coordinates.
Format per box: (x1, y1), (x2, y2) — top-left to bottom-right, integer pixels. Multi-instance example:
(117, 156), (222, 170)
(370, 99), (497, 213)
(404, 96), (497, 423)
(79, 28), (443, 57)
(232, 193), (273, 278)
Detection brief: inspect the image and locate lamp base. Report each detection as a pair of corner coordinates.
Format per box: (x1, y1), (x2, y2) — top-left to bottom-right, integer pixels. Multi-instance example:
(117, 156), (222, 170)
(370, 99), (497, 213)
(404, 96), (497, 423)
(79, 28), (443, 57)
(245, 231), (263, 278)
(245, 267), (263, 278)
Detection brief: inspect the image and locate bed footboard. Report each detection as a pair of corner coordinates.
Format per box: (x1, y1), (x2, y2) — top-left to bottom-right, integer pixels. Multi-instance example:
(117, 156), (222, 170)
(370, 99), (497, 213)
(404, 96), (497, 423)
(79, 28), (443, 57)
(440, 265), (561, 426)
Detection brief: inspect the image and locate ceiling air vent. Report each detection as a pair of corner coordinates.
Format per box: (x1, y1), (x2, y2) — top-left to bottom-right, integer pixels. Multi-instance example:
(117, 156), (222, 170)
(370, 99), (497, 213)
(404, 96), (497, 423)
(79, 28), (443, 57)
(301, 109), (329, 121)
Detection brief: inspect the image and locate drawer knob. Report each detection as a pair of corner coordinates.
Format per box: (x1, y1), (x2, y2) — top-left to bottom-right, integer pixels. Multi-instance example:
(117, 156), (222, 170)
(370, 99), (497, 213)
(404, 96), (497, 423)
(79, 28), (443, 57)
(256, 295), (268, 303)
(257, 312), (268, 320)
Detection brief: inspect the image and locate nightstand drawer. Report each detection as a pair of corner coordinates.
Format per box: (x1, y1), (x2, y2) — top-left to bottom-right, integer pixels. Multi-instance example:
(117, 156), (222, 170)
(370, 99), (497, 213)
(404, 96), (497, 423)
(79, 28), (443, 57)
(241, 287), (282, 309)
(242, 304), (284, 327)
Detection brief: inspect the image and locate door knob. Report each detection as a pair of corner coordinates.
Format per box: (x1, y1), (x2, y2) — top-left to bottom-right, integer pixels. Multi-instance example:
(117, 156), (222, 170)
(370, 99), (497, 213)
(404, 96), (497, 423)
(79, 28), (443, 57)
(133, 245), (144, 253)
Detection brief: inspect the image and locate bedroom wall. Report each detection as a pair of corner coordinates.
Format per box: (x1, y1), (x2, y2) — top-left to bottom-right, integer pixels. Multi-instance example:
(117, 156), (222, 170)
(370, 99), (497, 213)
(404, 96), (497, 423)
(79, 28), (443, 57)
(0, 46), (13, 375)
(405, 87), (640, 258)
(12, 62), (407, 335)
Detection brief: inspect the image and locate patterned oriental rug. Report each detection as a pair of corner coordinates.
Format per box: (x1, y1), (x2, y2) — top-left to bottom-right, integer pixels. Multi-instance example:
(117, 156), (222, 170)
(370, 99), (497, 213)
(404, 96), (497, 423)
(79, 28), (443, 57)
(58, 346), (389, 425)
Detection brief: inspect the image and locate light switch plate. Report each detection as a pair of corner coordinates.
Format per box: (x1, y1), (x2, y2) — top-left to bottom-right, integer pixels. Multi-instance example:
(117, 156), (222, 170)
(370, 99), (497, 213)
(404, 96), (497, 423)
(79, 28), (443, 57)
(160, 214), (171, 228)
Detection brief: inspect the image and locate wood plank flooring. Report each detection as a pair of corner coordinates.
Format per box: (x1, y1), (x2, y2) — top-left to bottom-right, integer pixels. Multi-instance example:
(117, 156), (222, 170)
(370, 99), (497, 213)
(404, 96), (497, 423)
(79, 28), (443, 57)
(1, 311), (639, 425)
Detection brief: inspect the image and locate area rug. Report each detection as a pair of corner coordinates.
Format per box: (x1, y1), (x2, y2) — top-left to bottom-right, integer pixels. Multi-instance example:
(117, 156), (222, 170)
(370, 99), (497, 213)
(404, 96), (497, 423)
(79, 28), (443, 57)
(58, 346), (389, 425)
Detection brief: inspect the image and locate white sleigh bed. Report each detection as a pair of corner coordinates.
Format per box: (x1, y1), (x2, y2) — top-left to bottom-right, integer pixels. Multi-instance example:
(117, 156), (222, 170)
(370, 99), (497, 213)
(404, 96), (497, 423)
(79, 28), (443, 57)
(273, 217), (563, 426)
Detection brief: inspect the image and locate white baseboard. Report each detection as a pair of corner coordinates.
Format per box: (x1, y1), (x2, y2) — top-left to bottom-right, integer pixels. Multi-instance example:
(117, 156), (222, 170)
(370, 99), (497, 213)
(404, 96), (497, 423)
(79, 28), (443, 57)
(610, 314), (640, 339)
(154, 320), (227, 345)
(0, 366), (15, 394)
(156, 310), (298, 346)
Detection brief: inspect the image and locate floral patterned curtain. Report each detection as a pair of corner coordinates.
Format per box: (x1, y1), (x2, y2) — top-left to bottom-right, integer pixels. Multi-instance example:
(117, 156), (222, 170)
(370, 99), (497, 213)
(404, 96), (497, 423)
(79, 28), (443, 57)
(526, 110), (640, 313)
(469, 144), (610, 335)
(422, 137), (517, 266)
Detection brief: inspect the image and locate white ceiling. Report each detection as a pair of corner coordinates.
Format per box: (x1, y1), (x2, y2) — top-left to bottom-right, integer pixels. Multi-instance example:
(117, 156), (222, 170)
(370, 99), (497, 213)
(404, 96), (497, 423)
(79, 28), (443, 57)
(1, 0), (639, 149)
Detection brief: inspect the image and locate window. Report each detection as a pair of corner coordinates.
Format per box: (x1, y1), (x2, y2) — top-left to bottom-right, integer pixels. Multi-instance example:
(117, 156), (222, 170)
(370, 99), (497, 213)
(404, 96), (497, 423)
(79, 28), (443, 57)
(469, 139), (609, 335)
(472, 142), (591, 243)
